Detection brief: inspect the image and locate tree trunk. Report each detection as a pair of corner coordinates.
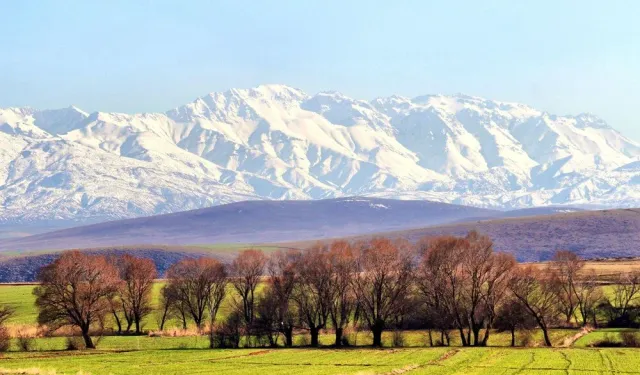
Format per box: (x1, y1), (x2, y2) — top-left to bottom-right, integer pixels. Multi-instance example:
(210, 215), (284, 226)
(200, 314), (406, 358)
(209, 330), (216, 349)
(372, 326), (383, 347)
(181, 310), (187, 330)
(112, 311), (122, 334)
(135, 319), (141, 334)
(458, 328), (468, 346)
(472, 325), (481, 346)
(510, 328), (516, 347)
(284, 328), (293, 348)
(310, 327), (319, 347)
(334, 327), (344, 347)
(82, 328), (95, 349)
(428, 329), (433, 347)
(541, 326), (552, 347)
(481, 328), (490, 346)
(159, 308), (168, 331)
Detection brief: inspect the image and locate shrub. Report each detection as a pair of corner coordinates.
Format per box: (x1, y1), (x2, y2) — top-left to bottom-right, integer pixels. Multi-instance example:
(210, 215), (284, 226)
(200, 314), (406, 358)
(392, 330), (405, 347)
(592, 333), (622, 347)
(214, 312), (242, 349)
(620, 332), (640, 347)
(340, 335), (351, 347)
(65, 337), (85, 351)
(16, 333), (34, 352)
(0, 326), (10, 352)
(520, 331), (534, 347)
(297, 334), (310, 347)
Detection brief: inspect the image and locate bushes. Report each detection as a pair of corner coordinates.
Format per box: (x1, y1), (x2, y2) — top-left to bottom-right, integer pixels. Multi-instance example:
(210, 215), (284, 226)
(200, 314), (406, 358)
(592, 331), (640, 347)
(592, 333), (623, 347)
(16, 332), (34, 352)
(66, 337), (86, 351)
(213, 312), (242, 348)
(392, 330), (405, 347)
(621, 331), (640, 347)
(0, 326), (10, 352)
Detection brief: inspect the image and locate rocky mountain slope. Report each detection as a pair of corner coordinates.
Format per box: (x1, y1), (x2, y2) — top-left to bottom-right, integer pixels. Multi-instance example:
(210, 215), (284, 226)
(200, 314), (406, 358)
(1, 84), (638, 223)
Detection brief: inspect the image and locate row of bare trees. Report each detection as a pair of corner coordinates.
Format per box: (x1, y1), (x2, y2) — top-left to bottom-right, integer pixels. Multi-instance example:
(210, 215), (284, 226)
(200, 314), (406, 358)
(30, 233), (640, 349)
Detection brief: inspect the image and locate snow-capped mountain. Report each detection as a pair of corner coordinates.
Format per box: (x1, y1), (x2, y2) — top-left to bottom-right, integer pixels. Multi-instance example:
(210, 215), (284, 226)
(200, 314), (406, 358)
(1, 84), (639, 223)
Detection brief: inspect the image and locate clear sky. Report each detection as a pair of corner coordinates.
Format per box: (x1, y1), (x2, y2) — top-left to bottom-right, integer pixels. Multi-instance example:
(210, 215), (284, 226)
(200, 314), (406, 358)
(1, 0), (639, 139)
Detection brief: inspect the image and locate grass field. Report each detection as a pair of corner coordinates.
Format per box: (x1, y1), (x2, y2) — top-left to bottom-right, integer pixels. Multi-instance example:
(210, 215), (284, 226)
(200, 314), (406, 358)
(0, 347), (638, 374)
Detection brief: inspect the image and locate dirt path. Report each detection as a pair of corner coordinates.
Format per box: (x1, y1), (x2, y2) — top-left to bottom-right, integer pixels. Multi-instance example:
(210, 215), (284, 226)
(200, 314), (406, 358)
(560, 326), (593, 347)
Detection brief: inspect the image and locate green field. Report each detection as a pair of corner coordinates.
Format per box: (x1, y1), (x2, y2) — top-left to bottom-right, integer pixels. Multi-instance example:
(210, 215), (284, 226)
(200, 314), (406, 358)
(0, 347), (637, 374)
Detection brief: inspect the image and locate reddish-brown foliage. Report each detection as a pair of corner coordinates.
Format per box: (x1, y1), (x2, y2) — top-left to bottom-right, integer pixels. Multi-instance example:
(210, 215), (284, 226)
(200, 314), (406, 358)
(33, 251), (121, 348)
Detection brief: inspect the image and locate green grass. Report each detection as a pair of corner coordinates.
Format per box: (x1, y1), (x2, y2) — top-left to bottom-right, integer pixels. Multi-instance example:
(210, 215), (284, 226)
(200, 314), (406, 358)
(0, 347), (637, 374)
(0, 284), (38, 325)
(0, 328), (576, 352)
(574, 328), (640, 347)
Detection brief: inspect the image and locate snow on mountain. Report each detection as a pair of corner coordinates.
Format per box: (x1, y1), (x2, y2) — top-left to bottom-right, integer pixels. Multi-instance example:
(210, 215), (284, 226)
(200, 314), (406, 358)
(1, 84), (639, 223)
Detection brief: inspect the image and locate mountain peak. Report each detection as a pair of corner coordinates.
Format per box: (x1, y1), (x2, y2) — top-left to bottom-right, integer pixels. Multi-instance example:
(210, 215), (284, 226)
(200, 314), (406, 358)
(1, 84), (639, 224)
(574, 113), (611, 129)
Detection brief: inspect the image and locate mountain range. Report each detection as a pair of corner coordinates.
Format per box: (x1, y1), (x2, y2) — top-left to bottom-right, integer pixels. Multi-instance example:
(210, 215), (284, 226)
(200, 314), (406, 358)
(1, 84), (639, 224)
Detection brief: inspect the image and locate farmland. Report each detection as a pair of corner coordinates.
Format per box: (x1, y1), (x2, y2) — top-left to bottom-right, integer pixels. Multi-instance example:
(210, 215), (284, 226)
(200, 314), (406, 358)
(0, 347), (638, 374)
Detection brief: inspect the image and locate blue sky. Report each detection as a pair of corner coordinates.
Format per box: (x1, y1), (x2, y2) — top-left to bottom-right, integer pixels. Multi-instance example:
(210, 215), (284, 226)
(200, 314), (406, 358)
(1, 0), (639, 139)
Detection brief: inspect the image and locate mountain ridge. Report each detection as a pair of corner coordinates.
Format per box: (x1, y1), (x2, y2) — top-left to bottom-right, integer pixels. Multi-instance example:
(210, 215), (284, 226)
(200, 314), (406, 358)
(1, 84), (639, 224)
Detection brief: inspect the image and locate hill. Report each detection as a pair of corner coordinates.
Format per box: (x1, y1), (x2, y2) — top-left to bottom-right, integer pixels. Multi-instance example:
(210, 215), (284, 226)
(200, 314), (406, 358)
(351, 208), (640, 261)
(0, 197), (498, 253)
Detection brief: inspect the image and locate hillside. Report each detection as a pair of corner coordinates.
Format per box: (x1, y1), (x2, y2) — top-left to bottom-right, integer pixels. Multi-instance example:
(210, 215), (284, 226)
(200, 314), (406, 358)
(0, 197), (498, 252)
(356, 208), (640, 261)
(1, 84), (639, 227)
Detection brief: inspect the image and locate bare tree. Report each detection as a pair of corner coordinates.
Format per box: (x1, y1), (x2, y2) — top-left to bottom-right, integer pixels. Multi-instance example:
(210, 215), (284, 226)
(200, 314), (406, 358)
(231, 249), (267, 326)
(205, 261), (228, 349)
(166, 257), (226, 330)
(157, 284), (175, 331)
(494, 298), (537, 346)
(611, 271), (640, 317)
(117, 255), (157, 334)
(108, 293), (125, 334)
(415, 236), (458, 346)
(33, 251), (121, 349)
(253, 289), (282, 347)
(292, 243), (332, 347)
(327, 240), (357, 347)
(575, 270), (603, 327)
(549, 250), (584, 325)
(0, 305), (14, 327)
(266, 249), (299, 347)
(416, 232), (515, 346)
(352, 238), (414, 347)
(459, 232), (515, 346)
(508, 266), (560, 347)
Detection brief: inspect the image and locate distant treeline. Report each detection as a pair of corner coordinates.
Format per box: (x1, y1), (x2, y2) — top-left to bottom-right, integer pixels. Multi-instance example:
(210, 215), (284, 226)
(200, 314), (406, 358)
(1, 231), (640, 350)
(0, 248), (203, 282)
